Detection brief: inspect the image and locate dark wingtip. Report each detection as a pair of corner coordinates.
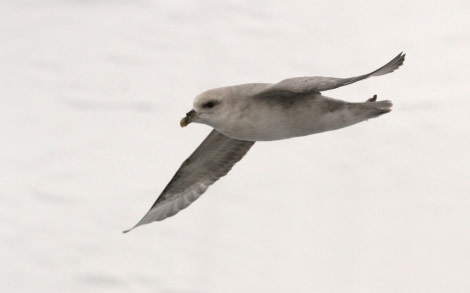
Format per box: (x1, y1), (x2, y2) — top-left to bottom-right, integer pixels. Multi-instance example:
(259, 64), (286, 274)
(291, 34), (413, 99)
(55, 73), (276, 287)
(122, 227), (134, 234)
(392, 52), (406, 71)
(397, 52), (406, 66)
(389, 52), (406, 72)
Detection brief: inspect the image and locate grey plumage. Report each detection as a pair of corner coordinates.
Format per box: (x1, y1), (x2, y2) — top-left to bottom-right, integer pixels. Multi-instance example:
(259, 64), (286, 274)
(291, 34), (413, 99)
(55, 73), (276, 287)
(254, 52), (405, 96)
(124, 130), (254, 232)
(125, 53), (404, 232)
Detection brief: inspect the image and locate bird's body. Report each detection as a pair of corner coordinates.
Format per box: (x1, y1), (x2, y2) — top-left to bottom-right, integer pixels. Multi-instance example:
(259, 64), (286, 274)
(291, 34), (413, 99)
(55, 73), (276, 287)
(200, 84), (391, 141)
(124, 53), (405, 232)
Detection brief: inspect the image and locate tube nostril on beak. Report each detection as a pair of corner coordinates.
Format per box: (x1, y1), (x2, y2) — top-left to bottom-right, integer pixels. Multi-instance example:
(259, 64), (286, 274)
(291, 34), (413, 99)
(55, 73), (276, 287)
(186, 109), (196, 117)
(180, 109), (196, 127)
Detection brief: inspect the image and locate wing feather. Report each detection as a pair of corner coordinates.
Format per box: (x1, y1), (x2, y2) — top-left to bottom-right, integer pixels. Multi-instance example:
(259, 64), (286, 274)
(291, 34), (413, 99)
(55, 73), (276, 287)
(124, 130), (254, 232)
(254, 52), (405, 97)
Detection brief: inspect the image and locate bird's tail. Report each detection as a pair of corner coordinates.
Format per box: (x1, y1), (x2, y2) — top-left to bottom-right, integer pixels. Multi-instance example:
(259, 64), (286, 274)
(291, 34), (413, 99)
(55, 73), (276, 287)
(363, 95), (393, 117)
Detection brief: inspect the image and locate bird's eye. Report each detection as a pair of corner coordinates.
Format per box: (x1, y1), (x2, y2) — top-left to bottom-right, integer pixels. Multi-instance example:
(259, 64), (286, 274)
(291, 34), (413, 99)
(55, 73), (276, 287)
(202, 101), (217, 108)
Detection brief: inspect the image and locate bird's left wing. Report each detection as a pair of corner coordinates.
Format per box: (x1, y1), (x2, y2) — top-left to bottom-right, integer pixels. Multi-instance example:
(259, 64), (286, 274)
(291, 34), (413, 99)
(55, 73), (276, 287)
(253, 52), (405, 97)
(124, 130), (254, 232)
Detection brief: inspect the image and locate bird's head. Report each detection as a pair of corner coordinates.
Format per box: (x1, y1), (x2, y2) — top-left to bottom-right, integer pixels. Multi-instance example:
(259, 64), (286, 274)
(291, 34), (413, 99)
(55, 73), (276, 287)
(180, 88), (228, 128)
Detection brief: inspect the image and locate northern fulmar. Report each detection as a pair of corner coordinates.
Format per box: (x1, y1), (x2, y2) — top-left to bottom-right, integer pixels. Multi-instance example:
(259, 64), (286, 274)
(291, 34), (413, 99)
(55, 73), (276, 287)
(124, 52), (405, 232)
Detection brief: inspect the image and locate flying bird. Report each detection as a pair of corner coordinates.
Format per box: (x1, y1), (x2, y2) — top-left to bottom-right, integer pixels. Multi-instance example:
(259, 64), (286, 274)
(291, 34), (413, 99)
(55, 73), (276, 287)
(124, 52), (405, 232)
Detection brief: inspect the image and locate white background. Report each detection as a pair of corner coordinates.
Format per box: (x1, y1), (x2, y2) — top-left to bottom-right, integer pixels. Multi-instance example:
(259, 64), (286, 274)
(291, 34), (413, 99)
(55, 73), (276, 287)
(1, 0), (469, 292)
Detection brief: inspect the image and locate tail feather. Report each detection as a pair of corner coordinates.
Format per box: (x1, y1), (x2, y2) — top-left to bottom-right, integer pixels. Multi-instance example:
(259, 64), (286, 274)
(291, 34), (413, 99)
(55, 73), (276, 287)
(371, 100), (393, 109)
(365, 99), (393, 117)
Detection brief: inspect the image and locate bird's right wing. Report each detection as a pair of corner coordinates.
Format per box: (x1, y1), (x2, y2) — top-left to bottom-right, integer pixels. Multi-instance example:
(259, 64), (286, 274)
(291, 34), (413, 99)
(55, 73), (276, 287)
(253, 52), (405, 97)
(124, 130), (254, 232)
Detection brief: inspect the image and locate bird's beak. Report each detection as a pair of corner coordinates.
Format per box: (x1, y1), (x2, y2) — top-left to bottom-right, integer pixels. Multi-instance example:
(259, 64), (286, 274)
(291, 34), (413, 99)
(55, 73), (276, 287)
(180, 109), (197, 127)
